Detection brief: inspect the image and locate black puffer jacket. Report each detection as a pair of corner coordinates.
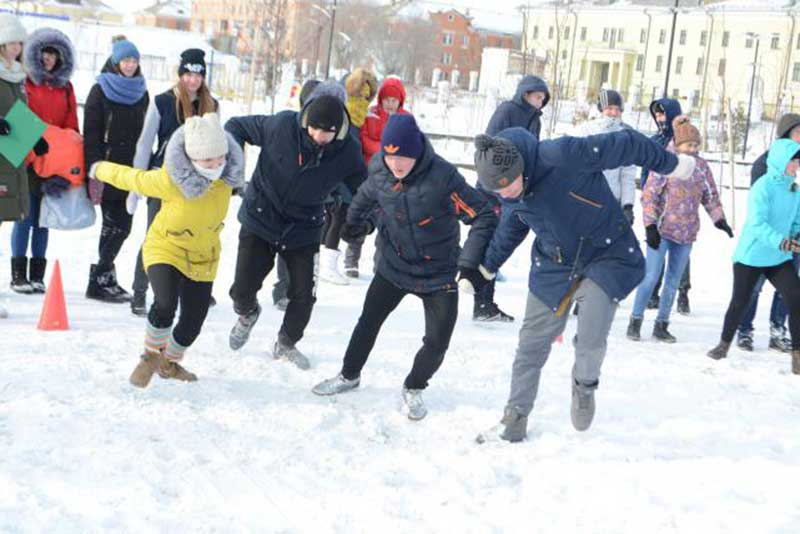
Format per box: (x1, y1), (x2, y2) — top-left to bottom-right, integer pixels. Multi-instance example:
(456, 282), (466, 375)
(348, 138), (497, 293)
(227, 87), (367, 250)
(83, 58), (149, 201)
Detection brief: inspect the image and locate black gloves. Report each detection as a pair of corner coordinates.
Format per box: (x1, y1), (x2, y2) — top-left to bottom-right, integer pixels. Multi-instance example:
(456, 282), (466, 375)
(779, 237), (800, 253)
(42, 176), (71, 198)
(714, 219), (734, 238)
(33, 137), (49, 156)
(341, 221), (373, 243)
(0, 118), (10, 135)
(645, 224), (661, 250)
(622, 204), (634, 225)
(457, 265), (495, 295)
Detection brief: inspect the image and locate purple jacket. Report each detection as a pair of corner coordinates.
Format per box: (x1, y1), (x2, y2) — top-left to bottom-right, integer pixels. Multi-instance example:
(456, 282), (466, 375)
(642, 153), (725, 245)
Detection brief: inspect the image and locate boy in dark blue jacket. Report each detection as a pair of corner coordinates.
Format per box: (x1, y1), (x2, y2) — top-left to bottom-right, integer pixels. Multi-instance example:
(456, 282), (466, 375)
(466, 128), (694, 442)
(226, 84), (367, 370)
(312, 114), (497, 420)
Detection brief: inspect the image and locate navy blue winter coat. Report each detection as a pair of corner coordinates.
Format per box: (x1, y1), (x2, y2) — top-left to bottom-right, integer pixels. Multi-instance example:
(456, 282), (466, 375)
(640, 98), (682, 188)
(348, 138), (498, 293)
(226, 92), (367, 250)
(483, 127), (679, 313)
(485, 75), (550, 139)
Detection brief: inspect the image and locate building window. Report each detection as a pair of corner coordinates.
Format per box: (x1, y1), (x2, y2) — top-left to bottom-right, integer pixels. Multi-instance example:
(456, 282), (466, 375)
(745, 36), (753, 48)
(610, 28), (617, 48)
(696, 57), (704, 75)
(548, 26), (554, 39)
(462, 35), (469, 48)
(562, 49), (568, 60)
(655, 55), (663, 73)
(672, 88), (679, 99)
(564, 26), (570, 40)
(220, 19), (228, 31)
(793, 62), (800, 82)
(447, 14), (454, 21)
(602, 28), (609, 42)
(443, 32), (453, 45)
(772, 36), (780, 50)
(533, 25), (538, 39)
(797, 33), (800, 49)
(640, 28), (647, 44)
(692, 91), (700, 108)
(718, 58), (726, 76)
(676, 56), (683, 74)
(700, 30), (707, 47)
(679, 29), (686, 45)
(636, 54), (644, 72)
(659, 29), (666, 44)
(580, 27), (587, 41)
(442, 53), (452, 65)
(722, 31), (729, 47)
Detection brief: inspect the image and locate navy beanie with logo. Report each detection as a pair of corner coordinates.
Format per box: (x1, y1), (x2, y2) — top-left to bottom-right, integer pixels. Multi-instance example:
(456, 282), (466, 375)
(178, 48), (206, 76)
(381, 114), (424, 159)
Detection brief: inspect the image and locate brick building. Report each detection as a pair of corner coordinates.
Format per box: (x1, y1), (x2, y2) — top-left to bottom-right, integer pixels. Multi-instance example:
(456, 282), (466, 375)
(135, 1), (191, 31)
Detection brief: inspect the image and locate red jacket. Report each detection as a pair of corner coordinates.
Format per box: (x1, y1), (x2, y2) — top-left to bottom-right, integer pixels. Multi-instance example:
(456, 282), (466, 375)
(25, 79), (79, 133)
(360, 77), (409, 165)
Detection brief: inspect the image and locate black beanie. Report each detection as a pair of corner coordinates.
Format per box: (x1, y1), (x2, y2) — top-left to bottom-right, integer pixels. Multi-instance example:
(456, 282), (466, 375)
(597, 89), (623, 112)
(178, 48), (206, 76)
(474, 134), (524, 191)
(306, 95), (344, 133)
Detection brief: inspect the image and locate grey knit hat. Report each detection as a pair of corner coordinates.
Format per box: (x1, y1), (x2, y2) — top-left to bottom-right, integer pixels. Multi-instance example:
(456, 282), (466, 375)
(777, 113), (800, 139)
(474, 134), (524, 191)
(184, 113), (228, 160)
(0, 14), (26, 46)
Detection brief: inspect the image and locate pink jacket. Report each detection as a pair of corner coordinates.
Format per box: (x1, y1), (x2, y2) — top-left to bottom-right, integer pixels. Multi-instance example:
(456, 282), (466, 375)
(642, 154), (725, 244)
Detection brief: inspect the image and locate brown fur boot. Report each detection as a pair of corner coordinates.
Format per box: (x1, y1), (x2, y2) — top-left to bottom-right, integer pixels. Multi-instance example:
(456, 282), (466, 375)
(792, 350), (800, 375)
(158, 358), (198, 382)
(129, 351), (164, 388)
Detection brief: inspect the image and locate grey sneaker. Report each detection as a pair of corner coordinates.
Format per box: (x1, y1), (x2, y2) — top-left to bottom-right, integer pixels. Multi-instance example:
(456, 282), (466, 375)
(229, 304), (261, 350)
(570, 380), (596, 432)
(476, 405), (528, 444)
(273, 335), (310, 370)
(402, 387), (427, 421)
(312, 373), (360, 396)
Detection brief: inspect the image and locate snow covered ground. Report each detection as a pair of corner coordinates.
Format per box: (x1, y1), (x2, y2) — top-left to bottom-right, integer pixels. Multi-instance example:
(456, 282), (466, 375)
(2, 176), (800, 532)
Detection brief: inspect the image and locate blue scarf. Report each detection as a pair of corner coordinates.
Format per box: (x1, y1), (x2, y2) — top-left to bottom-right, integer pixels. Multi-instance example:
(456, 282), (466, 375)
(96, 72), (146, 105)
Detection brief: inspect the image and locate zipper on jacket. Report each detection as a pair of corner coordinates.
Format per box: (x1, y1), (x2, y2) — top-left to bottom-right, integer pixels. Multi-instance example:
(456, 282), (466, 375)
(569, 191), (603, 209)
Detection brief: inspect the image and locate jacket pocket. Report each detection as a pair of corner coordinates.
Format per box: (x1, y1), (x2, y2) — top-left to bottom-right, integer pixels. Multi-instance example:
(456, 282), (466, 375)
(568, 191), (603, 209)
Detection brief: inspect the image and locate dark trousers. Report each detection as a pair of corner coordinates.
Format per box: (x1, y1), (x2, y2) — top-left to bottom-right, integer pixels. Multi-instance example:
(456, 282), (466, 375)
(737, 253), (800, 334)
(98, 198), (133, 270)
(341, 272), (459, 390)
(132, 197), (161, 295)
(721, 261), (800, 349)
(322, 202), (348, 250)
(229, 227), (318, 345)
(147, 263), (213, 347)
(652, 258), (691, 298)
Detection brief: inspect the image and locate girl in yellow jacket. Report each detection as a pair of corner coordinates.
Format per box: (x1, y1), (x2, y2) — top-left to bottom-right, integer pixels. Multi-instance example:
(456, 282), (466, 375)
(91, 113), (244, 387)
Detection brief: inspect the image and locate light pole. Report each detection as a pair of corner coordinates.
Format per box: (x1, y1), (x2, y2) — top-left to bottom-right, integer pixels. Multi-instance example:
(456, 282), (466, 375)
(324, 0), (338, 79)
(310, 3), (332, 77)
(742, 32), (770, 159)
(662, 0), (679, 97)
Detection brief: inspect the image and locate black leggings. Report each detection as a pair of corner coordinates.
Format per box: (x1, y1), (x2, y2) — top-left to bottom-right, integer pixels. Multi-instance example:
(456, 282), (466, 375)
(147, 263), (213, 347)
(322, 202), (348, 250)
(721, 261), (800, 348)
(341, 272), (459, 389)
(98, 198), (132, 270)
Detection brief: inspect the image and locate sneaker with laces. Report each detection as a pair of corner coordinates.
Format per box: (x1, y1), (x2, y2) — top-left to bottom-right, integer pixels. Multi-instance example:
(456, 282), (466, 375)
(273, 334), (310, 370)
(312, 373), (360, 395)
(570, 379), (596, 431)
(229, 304), (261, 350)
(476, 405), (528, 444)
(402, 387), (427, 420)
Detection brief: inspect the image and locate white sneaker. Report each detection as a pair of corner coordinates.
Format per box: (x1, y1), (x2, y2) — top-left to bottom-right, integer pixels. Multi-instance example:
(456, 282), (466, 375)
(319, 248), (350, 286)
(402, 387), (427, 421)
(312, 373), (360, 396)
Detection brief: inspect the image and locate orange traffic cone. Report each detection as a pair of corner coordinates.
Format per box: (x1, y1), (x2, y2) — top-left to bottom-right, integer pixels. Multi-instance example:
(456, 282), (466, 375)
(38, 260), (69, 331)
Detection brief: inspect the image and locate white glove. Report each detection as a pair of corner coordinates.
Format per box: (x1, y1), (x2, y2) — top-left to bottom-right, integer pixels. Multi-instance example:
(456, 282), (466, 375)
(457, 264), (497, 295)
(126, 192), (141, 215)
(670, 153), (696, 180)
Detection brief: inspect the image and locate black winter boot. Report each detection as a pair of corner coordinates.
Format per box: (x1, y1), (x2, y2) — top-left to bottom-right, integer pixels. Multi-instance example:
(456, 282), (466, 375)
(473, 302), (514, 322)
(131, 291), (147, 317)
(707, 341), (731, 360)
(652, 320), (677, 343)
(736, 330), (754, 352)
(10, 257), (33, 294)
(647, 293), (660, 310)
(676, 290), (690, 315)
(28, 257), (47, 294)
(105, 265), (131, 302)
(626, 316), (643, 341)
(86, 264), (130, 303)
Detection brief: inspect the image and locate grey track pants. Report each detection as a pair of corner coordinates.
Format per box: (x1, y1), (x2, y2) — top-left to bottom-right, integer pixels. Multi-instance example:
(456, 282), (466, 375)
(507, 278), (618, 417)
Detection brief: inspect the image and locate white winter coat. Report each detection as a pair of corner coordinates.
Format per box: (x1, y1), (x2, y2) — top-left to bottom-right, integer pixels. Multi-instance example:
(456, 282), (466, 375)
(578, 117), (638, 207)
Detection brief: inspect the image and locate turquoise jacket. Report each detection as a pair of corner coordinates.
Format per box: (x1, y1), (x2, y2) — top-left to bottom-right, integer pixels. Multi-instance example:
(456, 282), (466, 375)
(733, 139), (800, 267)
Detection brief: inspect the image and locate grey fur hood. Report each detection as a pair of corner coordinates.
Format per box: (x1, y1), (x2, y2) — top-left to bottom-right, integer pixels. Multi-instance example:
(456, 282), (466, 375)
(164, 126), (245, 199)
(24, 27), (75, 87)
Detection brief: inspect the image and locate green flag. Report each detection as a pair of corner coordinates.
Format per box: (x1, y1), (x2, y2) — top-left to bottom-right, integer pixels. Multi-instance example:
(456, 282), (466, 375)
(0, 99), (47, 168)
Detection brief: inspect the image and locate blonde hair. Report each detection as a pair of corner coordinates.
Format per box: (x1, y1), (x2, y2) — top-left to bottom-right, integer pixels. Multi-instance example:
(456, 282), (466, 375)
(173, 77), (215, 124)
